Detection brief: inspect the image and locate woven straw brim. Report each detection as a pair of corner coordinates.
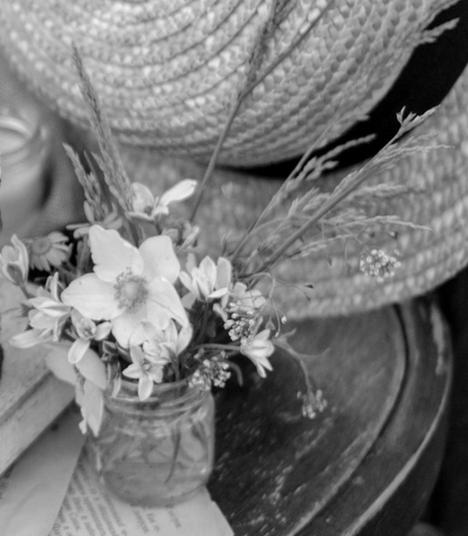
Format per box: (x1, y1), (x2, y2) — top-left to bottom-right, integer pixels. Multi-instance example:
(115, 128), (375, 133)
(0, 0), (456, 166)
(117, 61), (468, 318)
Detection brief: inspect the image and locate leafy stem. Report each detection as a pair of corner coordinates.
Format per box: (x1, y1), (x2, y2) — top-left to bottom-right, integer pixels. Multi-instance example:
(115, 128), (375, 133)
(189, 97), (244, 222)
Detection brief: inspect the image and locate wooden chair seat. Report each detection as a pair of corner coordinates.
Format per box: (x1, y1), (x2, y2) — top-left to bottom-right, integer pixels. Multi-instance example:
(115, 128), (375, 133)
(210, 298), (452, 536)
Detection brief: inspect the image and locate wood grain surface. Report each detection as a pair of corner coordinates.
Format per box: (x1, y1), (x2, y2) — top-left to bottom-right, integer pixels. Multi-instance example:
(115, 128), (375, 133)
(209, 298), (452, 536)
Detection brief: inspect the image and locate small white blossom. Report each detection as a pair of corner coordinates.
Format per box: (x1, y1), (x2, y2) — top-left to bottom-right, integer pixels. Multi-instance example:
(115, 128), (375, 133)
(10, 273), (71, 348)
(130, 179), (197, 222)
(215, 281), (266, 322)
(68, 310), (112, 364)
(123, 346), (167, 400)
(240, 329), (274, 378)
(180, 255), (232, 305)
(0, 235), (29, 286)
(189, 355), (231, 391)
(301, 390), (327, 419)
(143, 319), (193, 361)
(359, 249), (401, 282)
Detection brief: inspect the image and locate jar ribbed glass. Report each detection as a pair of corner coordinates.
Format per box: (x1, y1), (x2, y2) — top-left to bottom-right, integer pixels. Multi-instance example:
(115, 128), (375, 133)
(87, 379), (215, 507)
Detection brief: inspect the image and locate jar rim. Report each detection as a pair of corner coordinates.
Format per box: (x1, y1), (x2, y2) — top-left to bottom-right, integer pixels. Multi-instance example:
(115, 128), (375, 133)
(0, 114), (39, 155)
(105, 376), (204, 412)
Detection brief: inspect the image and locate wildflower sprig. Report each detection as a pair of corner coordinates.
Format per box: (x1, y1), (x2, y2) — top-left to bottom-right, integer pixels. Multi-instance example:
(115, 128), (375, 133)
(222, 108), (439, 279)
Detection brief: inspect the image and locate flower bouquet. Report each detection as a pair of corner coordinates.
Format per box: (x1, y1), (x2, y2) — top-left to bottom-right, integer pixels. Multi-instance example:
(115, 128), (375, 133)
(0, 47), (433, 506)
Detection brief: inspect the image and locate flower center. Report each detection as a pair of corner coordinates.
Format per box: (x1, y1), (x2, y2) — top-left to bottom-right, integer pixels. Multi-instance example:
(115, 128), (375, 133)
(31, 237), (52, 256)
(114, 270), (148, 313)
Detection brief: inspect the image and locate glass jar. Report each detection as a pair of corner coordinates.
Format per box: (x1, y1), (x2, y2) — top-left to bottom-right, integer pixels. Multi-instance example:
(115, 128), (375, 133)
(87, 379), (215, 506)
(0, 108), (50, 246)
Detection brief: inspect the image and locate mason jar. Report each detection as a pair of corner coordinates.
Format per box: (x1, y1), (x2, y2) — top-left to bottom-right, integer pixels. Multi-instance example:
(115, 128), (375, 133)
(0, 108), (50, 246)
(87, 378), (215, 507)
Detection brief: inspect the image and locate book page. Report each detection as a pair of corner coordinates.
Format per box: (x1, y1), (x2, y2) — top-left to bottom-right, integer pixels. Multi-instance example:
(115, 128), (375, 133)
(0, 407), (233, 536)
(50, 445), (232, 536)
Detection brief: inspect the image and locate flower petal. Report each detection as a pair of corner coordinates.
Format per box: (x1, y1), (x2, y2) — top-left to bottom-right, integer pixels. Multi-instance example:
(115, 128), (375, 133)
(147, 277), (188, 327)
(176, 323), (193, 354)
(44, 343), (77, 385)
(159, 179), (198, 206)
(138, 375), (154, 401)
(79, 379), (104, 436)
(215, 257), (232, 289)
(111, 311), (146, 348)
(94, 321), (112, 340)
(61, 274), (119, 320)
(199, 256), (217, 288)
(240, 330), (274, 378)
(48, 231), (68, 244)
(131, 182), (155, 214)
(75, 347), (107, 390)
(29, 310), (56, 330)
(68, 338), (91, 364)
(0, 235), (29, 284)
(122, 363), (143, 379)
(10, 328), (49, 348)
(139, 235), (180, 283)
(88, 226), (143, 281)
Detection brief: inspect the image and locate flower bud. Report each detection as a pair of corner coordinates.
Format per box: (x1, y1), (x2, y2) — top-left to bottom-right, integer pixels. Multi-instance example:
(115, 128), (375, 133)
(0, 235), (29, 285)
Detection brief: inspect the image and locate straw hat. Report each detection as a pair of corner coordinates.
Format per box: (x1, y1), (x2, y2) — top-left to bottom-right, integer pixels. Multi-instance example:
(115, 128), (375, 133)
(117, 58), (468, 318)
(0, 0), (456, 166)
(0, 0), (467, 319)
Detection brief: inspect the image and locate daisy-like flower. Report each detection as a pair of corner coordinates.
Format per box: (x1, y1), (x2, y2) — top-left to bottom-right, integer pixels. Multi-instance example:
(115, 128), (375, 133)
(179, 255), (232, 305)
(123, 346), (168, 400)
(61, 225), (188, 348)
(240, 329), (274, 378)
(130, 179), (198, 222)
(68, 309), (112, 364)
(26, 232), (70, 272)
(0, 234), (29, 286)
(10, 273), (71, 348)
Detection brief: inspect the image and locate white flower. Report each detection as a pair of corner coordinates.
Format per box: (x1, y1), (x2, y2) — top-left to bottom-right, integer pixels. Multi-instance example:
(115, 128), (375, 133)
(0, 235), (29, 285)
(26, 232), (70, 272)
(61, 226), (188, 348)
(240, 329), (274, 378)
(215, 281), (266, 322)
(68, 309), (112, 364)
(230, 282), (265, 313)
(10, 273), (71, 348)
(359, 248), (401, 282)
(143, 319), (193, 361)
(123, 346), (166, 400)
(180, 255), (232, 304)
(123, 321), (193, 400)
(130, 179), (197, 221)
